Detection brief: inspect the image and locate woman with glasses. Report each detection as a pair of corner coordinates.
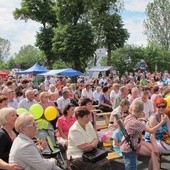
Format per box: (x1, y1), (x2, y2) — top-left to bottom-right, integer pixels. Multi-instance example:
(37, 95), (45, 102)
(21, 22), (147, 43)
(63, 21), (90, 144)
(145, 97), (170, 153)
(121, 100), (167, 170)
(0, 107), (23, 170)
(9, 113), (61, 170)
(39, 92), (55, 110)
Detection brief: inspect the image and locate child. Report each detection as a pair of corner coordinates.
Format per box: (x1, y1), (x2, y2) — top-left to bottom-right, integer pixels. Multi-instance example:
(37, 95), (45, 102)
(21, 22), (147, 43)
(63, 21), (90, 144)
(112, 127), (123, 156)
(120, 100), (167, 170)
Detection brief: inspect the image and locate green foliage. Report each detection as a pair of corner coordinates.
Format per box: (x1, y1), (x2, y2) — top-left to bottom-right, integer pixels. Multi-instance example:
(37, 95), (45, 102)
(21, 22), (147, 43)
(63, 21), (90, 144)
(6, 57), (16, 69)
(105, 44), (170, 75)
(35, 27), (55, 68)
(0, 37), (10, 61)
(13, 45), (43, 69)
(53, 23), (96, 72)
(90, 1), (129, 65)
(0, 61), (7, 70)
(144, 0), (170, 50)
(13, 0), (57, 68)
(13, 0), (57, 28)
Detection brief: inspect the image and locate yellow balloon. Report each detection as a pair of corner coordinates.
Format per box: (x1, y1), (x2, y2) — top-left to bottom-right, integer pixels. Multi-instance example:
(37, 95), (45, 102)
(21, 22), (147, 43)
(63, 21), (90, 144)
(166, 96), (170, 107)
(16, 108), (28, 115)
(29, 104), (44, 120)
(44, 106), (58, 121)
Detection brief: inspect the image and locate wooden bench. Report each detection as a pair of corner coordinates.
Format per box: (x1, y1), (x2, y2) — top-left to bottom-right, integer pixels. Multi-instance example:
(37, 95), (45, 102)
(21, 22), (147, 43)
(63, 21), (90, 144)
(92, 105), (99, 109)
(91, 109), (102, 113)
(97, 125), (108, 131)
(96, 112), (111, 125)
(103, 141), (113, 150)
(107, 152), (122, 160)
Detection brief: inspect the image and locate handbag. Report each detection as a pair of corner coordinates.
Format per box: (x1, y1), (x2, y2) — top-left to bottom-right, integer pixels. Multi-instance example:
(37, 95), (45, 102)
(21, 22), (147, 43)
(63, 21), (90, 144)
(82, 148), (108, 163)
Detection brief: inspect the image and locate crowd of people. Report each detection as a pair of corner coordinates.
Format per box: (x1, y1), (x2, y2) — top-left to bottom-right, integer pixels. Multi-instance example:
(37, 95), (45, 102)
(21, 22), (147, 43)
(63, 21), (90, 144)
(0, 70), (170, 169)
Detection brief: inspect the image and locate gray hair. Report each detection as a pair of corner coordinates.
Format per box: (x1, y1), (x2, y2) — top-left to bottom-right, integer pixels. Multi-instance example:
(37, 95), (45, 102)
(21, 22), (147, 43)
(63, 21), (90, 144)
(0, 107), (16, 126)
(15, 113), (34, 133)
(129, 100), (144, 116)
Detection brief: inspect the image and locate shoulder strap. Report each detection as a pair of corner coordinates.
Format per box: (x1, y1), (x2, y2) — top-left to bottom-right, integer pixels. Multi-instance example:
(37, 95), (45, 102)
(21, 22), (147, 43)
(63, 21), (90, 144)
(114, 114), (136, 151)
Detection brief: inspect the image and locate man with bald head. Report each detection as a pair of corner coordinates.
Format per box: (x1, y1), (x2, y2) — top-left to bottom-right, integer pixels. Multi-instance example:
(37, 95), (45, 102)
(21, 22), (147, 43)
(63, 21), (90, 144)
(18, 89), (37, 110)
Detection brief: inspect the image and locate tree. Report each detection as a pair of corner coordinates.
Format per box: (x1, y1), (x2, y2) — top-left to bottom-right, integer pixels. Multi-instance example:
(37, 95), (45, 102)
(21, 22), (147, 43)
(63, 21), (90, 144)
(36, 27), (55, 68)
(53, 23), (96, 72)
(90, 1), (129, 65)
(0, 37), (10, 61)
(100, 13), (129, 65)
(53, 0), (96, 72)
(14, 45), (42, 69)
(13, 0), (57, 28)
(13, 0), (57, 67)
(144, 0), (170, 50)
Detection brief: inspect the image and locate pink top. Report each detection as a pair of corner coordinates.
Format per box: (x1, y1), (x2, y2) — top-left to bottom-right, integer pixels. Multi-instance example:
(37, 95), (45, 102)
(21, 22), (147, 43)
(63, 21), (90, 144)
(56, 115), (76, 138)
(120, 114), (145, 153)
(151, 94), (159, 111)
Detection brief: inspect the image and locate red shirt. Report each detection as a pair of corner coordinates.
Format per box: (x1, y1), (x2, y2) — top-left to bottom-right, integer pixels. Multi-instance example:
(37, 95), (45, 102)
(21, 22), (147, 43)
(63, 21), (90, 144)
(56, 115), (76, 138)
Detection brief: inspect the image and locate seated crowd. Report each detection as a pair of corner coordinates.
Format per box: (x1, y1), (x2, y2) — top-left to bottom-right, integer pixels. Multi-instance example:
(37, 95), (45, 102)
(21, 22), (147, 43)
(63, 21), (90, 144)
(0, 70), (170, 170)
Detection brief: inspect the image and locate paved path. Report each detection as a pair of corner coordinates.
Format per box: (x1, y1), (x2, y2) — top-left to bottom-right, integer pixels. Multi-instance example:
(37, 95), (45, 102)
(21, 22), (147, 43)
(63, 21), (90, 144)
(110, 154), (170, 170)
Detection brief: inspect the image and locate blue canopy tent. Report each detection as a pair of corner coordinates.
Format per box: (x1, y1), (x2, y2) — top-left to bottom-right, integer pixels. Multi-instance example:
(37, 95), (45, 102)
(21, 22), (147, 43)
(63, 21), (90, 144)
(38, 68), (83, 77)
(16, 63), (48, 75)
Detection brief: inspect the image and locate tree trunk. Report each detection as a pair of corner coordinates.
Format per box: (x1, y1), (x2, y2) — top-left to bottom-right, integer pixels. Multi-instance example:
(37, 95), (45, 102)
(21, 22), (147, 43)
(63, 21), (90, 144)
(107, 45), (112, 66)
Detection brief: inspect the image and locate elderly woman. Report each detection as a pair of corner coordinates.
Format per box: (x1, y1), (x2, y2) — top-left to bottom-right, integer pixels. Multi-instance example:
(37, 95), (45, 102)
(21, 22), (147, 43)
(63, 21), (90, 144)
(0, 107), (23, 170)
(9, 113), (61, 170)
(120, 100), (167, 170)
(39, 92), (55, 110)
(145, 98), (170, 153)
(56, 103), (76, 148)
(67, 106), (111, 170)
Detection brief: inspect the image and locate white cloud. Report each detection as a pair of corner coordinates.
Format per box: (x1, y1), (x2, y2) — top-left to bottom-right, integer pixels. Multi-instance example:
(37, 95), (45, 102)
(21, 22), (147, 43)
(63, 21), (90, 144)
(124, 18), (148, 46)
(0, 0), (41, 56)
(124, 0), (153, 12)
(0, 0), (154, 56)
(121, 0), (154, 46)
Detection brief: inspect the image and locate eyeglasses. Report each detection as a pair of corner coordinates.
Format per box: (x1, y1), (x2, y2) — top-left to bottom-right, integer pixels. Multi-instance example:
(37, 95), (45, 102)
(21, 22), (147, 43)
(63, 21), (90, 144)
(157, 105), (166, 109)
(26, 122), (37, 128)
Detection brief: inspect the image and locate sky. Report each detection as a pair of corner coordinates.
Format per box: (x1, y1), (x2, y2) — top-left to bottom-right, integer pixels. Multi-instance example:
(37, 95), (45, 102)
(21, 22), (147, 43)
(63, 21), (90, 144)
(0, 0), (153, 56)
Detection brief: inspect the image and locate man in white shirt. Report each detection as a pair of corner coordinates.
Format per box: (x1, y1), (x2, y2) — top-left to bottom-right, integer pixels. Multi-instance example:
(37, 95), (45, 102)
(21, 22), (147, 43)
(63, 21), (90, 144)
(44, 76), (51, 91)
(110, 83), (120, 106)
(92, 86), (102, 105)
(18, 90), (37, 110)
(57, 88), (70, 115)
(133, 90), (154, 118)
(81, 84), (93, 100)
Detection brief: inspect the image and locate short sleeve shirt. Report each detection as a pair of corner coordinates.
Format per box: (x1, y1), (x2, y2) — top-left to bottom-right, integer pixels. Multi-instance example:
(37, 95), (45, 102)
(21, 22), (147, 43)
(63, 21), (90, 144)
(56, 115), (76, 138)
(120, 115), (145, 153)
(67, 121), (97, 159)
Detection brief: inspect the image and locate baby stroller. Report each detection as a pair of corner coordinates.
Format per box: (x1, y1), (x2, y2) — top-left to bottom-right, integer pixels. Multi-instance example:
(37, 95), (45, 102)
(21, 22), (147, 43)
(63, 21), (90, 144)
(35, 118), (66, 169)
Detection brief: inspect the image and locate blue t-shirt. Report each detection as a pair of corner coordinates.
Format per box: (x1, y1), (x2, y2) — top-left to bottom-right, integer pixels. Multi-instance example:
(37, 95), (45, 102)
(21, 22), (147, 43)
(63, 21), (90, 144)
(113, 129), (123, 156)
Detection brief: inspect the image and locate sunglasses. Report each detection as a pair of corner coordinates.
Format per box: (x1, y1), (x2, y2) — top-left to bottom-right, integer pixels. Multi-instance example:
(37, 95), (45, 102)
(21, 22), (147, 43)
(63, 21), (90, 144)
(157, 105), (166, 109)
